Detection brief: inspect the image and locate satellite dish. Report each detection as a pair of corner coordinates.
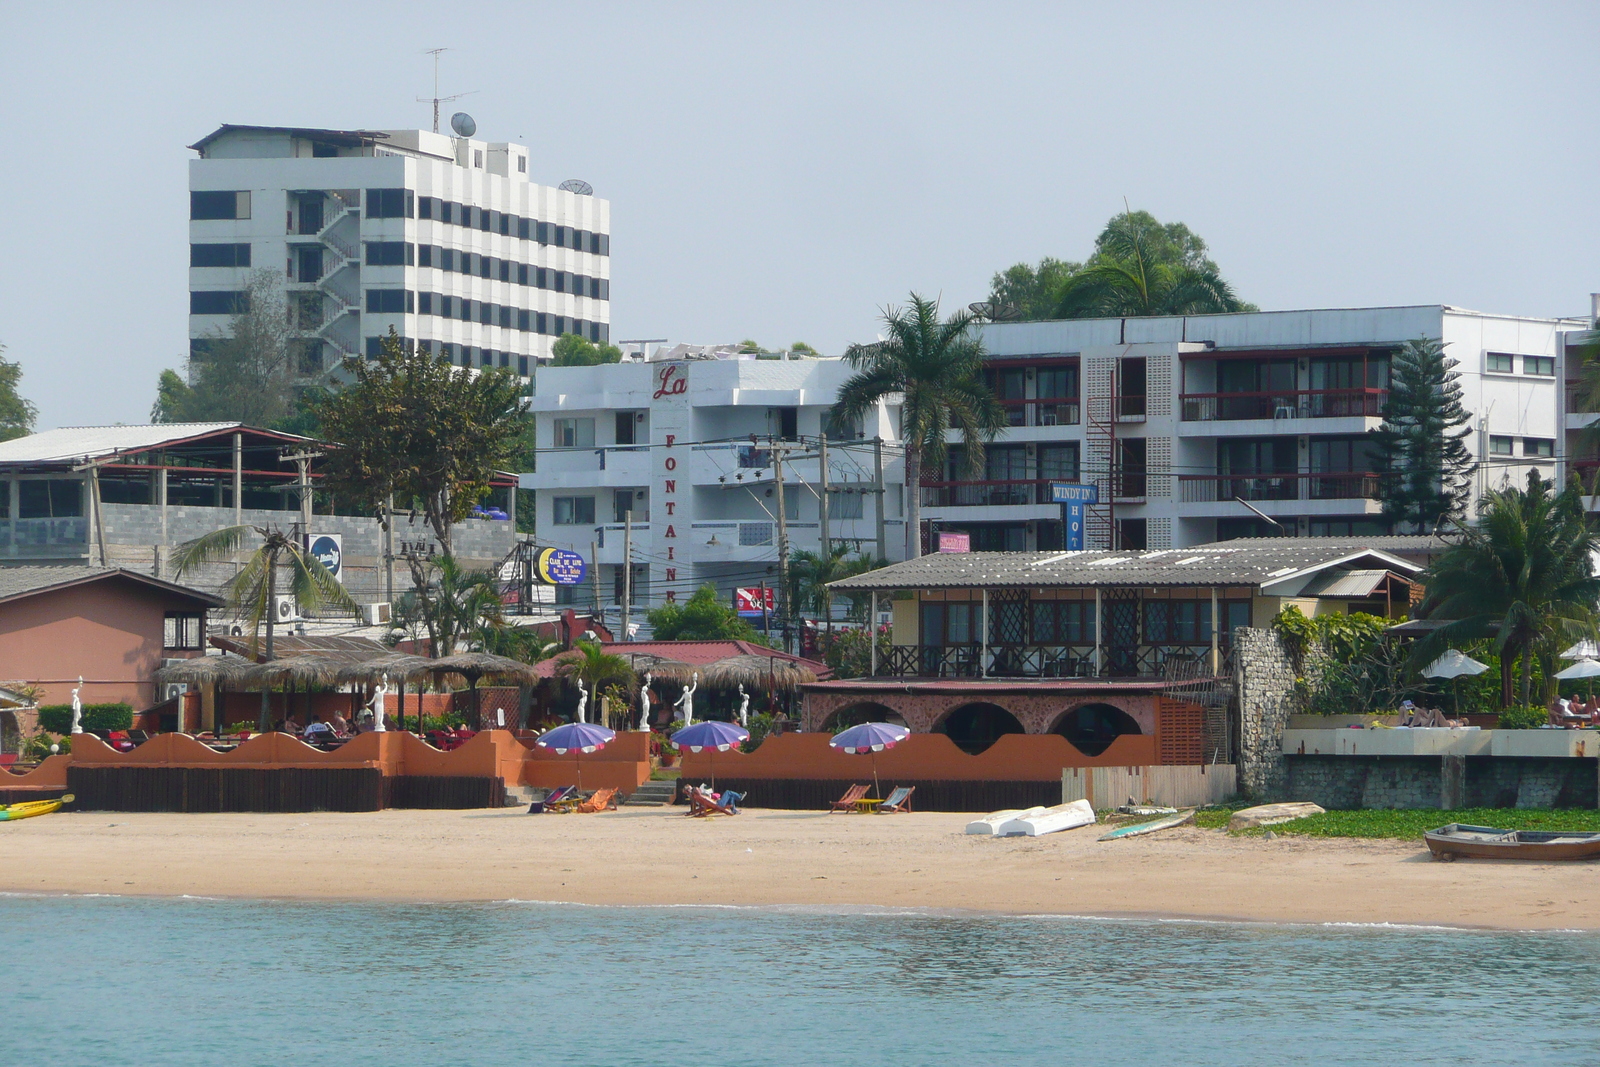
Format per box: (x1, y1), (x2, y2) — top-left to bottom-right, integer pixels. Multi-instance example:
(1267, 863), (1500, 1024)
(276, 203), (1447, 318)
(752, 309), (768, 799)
(559, 179), (594, 196)
(449, 112), (477, 137)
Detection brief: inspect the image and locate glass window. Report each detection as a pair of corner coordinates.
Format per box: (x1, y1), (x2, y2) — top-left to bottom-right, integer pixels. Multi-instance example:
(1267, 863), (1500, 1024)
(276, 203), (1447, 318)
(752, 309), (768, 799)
(518, 355), (529, 376)
(1489, 435), (1514, 455)
(190, 190), (247, 220)
(190, 290), (248, 315)
(553, 417), (595, 448)
(985, 446), (1028, 481)
(552, 496), (595, 525)
(1039, 444), (1079, 481)
(1031, 602), (1058, 644)
(365, 289), (410, 314)
(1524, 355), (1556, 376)
(1486, 352), (1514, 373)
(190, 243), (251, 267)
(946, 602), (971, 644)
(363, 241), (412, 266)
(831, 490), (864, 519)
(1524, 437), (1554, 457)
(364, 189), (413, 219)
(163, 613), (203, 651)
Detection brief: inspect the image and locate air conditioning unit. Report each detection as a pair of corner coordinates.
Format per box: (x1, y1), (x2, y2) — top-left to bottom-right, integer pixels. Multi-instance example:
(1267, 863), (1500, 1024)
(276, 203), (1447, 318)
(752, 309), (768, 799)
(273, 595), (299, 623)
(159, 682), (189, 702)
(361, 602), (391, 626)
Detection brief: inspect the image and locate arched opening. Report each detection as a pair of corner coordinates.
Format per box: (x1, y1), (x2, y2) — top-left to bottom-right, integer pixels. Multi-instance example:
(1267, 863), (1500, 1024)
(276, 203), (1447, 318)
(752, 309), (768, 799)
(1054, 703), (1142, 757)
(934, 702), (1024, 755)
(821, 702), (906, 733)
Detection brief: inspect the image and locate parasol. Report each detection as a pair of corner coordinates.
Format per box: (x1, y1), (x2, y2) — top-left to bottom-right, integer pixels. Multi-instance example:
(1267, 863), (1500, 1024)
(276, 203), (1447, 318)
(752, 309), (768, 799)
(829, 721), (910, 800)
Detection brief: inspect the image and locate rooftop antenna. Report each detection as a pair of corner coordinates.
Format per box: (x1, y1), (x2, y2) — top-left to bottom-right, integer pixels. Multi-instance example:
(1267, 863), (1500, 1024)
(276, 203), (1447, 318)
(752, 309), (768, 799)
(418, 48), (477, 134)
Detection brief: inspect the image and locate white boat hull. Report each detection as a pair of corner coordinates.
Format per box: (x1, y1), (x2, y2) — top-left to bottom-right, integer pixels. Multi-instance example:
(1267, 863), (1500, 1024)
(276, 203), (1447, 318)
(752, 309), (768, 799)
(966, 807), (1046, 835)
(998, 799), (1096, 837)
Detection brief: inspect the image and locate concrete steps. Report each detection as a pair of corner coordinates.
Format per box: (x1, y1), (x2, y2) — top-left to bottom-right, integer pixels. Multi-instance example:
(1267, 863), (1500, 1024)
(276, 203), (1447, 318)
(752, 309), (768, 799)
(503, 785), (540, 808)
(624, 779), (679, 807)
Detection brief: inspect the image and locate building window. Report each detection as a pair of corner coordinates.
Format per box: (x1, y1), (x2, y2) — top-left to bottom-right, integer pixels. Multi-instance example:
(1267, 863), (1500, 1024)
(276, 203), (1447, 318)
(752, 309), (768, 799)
(18, 479), (83, 519)
(473, 150), (483, 168)
(552, 496), (595, 525)
(365, 188), (413, 218)
(1039, 444), (1080, 482)
(365, 289), (413, 314)
(1489, 435), (1514, 455)
(190, 290), (249, 315)
(1523, 355), (1556, 376)
(190, 190), (249, 220)
(518, 355), (530, 376)
(1486, 352), (1515, 373)
(553, 417), (595, 448)
(1524, 437), (1554, 457)
(517, 155), (527, 173)
(364, 241), (414, 266)
(830, 490), (864, 519)
(190, 243), (251, 268)
(163, 613), (204, 651)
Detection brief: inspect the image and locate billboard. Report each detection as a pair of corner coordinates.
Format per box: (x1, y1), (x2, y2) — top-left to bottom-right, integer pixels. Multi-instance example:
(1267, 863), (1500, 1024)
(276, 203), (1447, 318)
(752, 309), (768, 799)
(937, 531), (971, 553)
(736, 586), (774, 617)
(308, 533), (343, 582)
(534, 547), (586, 585)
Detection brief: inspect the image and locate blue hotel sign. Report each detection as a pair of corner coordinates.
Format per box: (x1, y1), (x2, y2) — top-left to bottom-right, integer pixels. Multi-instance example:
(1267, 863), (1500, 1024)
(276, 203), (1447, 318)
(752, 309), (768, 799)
(1050, 483), (1099, 550)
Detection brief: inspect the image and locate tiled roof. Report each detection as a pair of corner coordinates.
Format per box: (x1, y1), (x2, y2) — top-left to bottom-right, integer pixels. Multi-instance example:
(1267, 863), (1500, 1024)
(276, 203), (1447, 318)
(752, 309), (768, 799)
(0, 566), (224, 607)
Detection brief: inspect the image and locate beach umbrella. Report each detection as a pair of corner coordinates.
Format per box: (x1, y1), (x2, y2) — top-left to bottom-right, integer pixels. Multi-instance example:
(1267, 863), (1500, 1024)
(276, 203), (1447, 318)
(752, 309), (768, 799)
(670, 720), (750, 791)
(1554, 659), (1600, 680)
(1420, 650), (1489, 679)
(429, 653), (540, 731)
(535, 722), (616, 790)
(829, 721), (910, 800)
(1561, 640), (1600, 660)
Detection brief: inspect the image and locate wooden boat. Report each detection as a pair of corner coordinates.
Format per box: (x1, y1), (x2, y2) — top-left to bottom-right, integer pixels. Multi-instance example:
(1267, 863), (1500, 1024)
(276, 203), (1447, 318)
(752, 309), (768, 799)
(1098, 809), (1195, 841)
(1424, 823), (1600, 862)
(0, 794), (74, 822)
(966, 807), (1045, 835)
(998, 799), (1095, 837)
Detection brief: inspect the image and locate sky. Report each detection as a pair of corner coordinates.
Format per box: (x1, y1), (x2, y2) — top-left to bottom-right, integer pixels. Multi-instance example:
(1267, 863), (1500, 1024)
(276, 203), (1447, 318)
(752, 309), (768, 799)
(1, 1), (1596, 429)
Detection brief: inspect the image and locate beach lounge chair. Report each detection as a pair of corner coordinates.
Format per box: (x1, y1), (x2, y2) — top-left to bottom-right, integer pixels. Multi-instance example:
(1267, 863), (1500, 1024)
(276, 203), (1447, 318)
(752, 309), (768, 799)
(828, 784), (870, 813)
(535, 785), (578, 813)
(574, 787), (618, 813)
(688, 790), (741, 817)
(879, 786), (915, 813)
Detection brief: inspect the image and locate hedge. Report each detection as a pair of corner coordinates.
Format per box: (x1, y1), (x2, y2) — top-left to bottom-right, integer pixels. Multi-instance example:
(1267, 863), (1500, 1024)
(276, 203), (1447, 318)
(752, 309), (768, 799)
(37, 702), (134, 735)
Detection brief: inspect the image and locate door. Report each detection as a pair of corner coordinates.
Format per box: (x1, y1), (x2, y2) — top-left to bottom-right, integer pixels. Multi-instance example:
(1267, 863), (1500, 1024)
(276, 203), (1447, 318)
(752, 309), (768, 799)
(1104, 593), (1139, 676)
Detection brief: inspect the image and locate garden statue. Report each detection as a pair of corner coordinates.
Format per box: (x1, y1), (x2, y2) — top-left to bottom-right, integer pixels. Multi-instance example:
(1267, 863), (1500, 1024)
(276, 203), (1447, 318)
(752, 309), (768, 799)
(675, 673), (699, 726)
(737, 684), (750, 728)
(70, 677), (83, 735)
(369, 673), (388, 732)
(639, 672), (653, 731)
(575, 686), (588, 724)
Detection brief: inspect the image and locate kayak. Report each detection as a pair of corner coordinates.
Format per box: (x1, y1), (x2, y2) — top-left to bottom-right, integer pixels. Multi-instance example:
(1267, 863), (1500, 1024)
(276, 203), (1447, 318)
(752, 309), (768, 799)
(1099, 809), (1195, 840)
(998, 799), (1096, 837)
(966, 806), (1046, 835)
(0, 794), (74, 821)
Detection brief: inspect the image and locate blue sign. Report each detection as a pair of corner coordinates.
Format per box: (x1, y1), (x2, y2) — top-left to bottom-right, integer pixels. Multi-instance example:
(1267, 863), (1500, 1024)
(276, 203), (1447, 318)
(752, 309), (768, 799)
(536, 547), (587, 586)
(1050, 483), (1099, 504)
(309, 534), (343, 582)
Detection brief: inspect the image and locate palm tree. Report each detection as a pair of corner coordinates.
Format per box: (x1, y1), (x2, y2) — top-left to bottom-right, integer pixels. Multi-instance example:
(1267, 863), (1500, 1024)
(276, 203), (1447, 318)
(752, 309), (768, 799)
(552, 639), (635, 724)
(172, 524), (357, 730)
(1053, 211), (1248, 319)
(1413, 471), (1600, 707)
(391, 555), (503, 657)
(789, 548), (883, 634)
(831, 293), (1007, 558)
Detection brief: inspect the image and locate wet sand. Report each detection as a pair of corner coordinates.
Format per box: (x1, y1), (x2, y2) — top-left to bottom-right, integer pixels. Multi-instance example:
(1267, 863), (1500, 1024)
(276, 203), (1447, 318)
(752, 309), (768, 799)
(3, 808), (1596, 929)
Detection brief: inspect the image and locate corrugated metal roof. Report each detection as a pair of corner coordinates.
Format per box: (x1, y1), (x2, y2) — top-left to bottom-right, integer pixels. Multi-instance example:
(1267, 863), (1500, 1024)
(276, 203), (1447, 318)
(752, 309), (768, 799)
(0, 565), (224, 607)
(827, 545), (1420, 592)
(1295, 569), (1393, 598)
(0, 423), (245, 465)
(189, 124), (389, 152)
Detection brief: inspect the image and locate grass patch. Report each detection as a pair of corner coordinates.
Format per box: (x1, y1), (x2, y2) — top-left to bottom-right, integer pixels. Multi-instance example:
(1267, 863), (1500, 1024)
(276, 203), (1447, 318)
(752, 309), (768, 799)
(649, 767), (682, 781)
(1236, 808), (1600, 840)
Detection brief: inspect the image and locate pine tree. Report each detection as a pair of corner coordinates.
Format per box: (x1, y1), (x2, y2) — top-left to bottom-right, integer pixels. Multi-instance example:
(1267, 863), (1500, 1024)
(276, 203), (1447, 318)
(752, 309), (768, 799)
(1368, 337), (1475, 532)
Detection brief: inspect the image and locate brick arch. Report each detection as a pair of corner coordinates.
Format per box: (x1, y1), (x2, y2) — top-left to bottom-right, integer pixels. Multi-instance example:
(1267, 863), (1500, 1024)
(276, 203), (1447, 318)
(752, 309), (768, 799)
(1044, 696), (1154, 737)
(803, 690), (1159, 736)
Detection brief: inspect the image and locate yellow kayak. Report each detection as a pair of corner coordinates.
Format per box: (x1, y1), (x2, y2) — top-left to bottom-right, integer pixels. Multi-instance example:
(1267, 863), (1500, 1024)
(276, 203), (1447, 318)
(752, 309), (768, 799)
(0, 794), (74, 821)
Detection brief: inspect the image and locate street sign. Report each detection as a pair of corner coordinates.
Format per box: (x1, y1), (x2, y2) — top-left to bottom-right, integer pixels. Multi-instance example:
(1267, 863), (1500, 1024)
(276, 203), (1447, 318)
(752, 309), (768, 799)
(534, 547), (586, 585)
(308, 533), (343, 582)
(1049, 484), (1098, 551)
(1050, 483), (1099, 504)
(937, 531), (971, 553)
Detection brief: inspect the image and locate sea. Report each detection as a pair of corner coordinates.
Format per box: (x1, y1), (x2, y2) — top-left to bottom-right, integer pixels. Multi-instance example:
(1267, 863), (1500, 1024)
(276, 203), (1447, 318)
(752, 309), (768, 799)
(2, 895), (1597, 1066)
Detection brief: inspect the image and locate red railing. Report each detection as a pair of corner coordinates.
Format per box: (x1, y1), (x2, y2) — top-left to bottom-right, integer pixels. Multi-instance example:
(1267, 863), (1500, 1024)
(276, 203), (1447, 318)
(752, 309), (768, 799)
(1179, 471), (1381, 503)
(1180, 388), (1386, 421)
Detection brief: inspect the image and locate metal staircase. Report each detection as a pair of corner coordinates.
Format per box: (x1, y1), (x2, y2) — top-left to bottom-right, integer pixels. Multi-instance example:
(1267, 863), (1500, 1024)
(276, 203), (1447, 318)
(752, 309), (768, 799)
(1083, 354), (1118, 549)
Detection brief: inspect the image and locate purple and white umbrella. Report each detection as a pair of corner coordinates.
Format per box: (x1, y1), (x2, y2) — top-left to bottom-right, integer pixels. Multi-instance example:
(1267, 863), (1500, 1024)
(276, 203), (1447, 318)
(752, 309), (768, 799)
(536, 722), (617, 790)
(671, 720), (750, 790)
(829, 722), (910, 799)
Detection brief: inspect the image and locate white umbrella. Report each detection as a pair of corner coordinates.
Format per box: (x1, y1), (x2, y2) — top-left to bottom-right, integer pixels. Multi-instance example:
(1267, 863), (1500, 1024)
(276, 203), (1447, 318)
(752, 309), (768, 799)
(1560, 640), (1600, 660)
(1421, 650), (1489, 679)
(1553, 659), (1600, 680)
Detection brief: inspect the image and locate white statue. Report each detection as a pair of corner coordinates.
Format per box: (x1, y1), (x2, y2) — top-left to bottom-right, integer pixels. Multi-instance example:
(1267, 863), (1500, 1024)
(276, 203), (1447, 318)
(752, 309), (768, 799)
(675, 672), (699, 726)
(70, 677), (84, 735)
(638, 672), (653, 731)
(575, 686), (588, 724)
(737, 683), (750, 728)
(368, 673), (388, 733)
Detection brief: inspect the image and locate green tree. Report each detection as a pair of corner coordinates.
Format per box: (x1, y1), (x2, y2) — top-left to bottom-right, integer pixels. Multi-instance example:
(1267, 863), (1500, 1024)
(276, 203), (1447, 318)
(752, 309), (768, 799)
(987, 257), (1082, 320)
(550, 332), (623, 366)
(551, 639), (636, 723)
(1414, 471), (1600, 707)
(387, 554), (506, 658)
(790, 342), (822, 357)
(788, 547), (882, 634)
(1053, 210), (1251, 319)
(317, 330), (527, 556)
(1368, 338), (1475, 532)
(171, 524), (357, 730)
(0, 343), (38, 442)
(151, 270), (299, 425)
(647, 584), (767, 642)
(831, 293), (1006, 559)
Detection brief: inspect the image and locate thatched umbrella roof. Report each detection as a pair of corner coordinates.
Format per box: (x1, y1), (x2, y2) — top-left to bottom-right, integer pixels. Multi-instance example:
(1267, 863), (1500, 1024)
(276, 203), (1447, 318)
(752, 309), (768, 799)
(241, 655), (340, 690)
(153, 655), (253, 687)
(335, 653), (437, 686)
(616, 653), (696, 683)
(427, 652), (542, 685)
(700, 654), (818, 691)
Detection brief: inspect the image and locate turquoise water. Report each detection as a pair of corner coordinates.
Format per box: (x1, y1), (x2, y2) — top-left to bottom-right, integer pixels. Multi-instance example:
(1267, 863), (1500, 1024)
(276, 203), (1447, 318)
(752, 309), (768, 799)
(3, 896), (1598, 1066)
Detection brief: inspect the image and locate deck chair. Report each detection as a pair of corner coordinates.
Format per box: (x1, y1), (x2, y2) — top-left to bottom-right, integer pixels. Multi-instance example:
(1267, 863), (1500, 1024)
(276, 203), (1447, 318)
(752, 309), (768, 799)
(879, 786), (915, 813)
(688, 790), (741, 817)
(574, 787), (618, 813)
(828, 784), (870, 813)
(536, 785), (579, 813)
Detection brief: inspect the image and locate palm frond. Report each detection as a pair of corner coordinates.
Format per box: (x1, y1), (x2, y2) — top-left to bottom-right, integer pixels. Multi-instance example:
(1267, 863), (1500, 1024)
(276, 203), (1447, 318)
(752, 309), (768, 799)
(171, 524), (255, 578)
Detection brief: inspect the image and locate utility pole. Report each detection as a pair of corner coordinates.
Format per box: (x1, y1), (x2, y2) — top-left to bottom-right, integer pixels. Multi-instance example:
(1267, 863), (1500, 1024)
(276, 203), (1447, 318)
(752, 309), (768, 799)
(591, 539), (602, 633)
(621, 510), (633, 641)
(818, 435), (830, 564)
(873, 435), (887, 563)
(773, 441), (792, 655)
(383, 494), (395, 608)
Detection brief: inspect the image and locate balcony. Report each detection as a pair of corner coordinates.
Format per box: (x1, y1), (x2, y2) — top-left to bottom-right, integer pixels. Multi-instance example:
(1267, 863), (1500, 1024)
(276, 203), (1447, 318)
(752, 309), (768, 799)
(1178, 471), (1380, 503)
(1000, 398), (1082, 428)
(1180, 388), (1386, 422)
(921, 479), (1061, 507)
(875, 642), (1223, 680)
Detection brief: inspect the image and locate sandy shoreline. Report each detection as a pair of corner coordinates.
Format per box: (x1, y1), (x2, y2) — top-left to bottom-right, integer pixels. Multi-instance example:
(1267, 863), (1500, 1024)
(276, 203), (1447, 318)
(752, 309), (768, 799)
(3, 809), (1597, 930)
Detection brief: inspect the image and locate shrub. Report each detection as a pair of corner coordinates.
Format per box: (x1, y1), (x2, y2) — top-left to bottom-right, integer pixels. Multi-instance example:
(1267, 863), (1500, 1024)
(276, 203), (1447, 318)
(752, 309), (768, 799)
(36, 702), (133, 735)
(1497, 704), (1547, 730)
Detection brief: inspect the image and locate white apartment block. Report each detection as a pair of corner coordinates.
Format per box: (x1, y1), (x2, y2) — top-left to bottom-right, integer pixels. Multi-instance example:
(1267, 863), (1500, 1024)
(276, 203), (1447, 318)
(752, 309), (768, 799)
(522, 351), (906, 623)
(924, 304), (1593, 552)
(189, 124), (610, 380)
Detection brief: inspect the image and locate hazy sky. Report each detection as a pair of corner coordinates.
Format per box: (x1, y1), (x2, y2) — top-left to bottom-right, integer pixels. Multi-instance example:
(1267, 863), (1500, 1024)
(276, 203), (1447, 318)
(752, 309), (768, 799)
(2, 1), (1596, 429)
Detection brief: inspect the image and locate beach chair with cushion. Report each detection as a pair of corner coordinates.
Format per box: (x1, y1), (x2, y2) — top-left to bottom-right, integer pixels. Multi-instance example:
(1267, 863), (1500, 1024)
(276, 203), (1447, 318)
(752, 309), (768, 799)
(535, 785), (579, 813)
(879, 786), (915, 813)
(828, 784), (870, 814)
(688, 790), (742, 817)
(574, 787), (618, 813)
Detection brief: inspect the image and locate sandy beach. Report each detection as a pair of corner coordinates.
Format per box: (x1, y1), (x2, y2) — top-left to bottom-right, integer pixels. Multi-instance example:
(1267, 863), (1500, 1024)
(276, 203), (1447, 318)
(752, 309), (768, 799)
(3, 808), (1596, 930)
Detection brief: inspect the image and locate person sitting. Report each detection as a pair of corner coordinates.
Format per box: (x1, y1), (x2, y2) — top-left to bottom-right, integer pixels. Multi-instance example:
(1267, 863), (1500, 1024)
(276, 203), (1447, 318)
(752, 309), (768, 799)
(329, 711), (350, 735)
(303, 719), (334, 741)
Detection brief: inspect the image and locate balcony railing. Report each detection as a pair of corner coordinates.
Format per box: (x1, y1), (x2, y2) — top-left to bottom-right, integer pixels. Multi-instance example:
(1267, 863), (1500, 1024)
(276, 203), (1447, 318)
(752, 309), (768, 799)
(920, 479), (1069, 507)
(1178, 471), (1380, 503)
(875, 642), (1221, 679)
(1180, 388), (1386, 421)
(998, 398), (1082, 427)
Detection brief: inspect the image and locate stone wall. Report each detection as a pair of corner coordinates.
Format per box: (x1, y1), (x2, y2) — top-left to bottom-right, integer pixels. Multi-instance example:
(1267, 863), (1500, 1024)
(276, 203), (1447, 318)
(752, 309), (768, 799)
(1233, 626), (1305, 800)
(1287, 755), (1600, 810)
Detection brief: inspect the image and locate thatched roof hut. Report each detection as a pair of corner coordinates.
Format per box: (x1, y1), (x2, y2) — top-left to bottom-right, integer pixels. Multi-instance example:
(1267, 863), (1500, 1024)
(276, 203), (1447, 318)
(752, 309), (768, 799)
(700, 654), (818, 692)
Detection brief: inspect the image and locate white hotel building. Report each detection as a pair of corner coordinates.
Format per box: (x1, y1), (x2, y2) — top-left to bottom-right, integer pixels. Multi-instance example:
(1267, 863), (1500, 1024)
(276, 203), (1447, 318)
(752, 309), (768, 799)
(188, 124), (610, 380)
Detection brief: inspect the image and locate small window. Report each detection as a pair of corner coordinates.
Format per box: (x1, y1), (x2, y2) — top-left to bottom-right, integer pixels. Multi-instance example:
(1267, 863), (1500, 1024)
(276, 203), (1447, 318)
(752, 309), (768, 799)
(190, 243), (251, 267)
(518, 355), (529, 376)
(831, 490), (864, 519)
(363, 241), (413, 266)
(418, 244), (433, 268)
(365, 289), (411, 314)
(1524, 437), (1554, 457)
(517, 155), (526, 173)
(163, 613), (204, 651)
(190, 290), (248, 315)
(474, 150), (483, 168)
(364, 189), (413, 219)
(190, 190), (248, 220)
(615, 411), (637, 446)
(1524, 355), (1556, 376)
(1486, 352), (1514, 373)
(552, 496), (595, 525)
(1489, 435), (1514, 455)
(553, 417), (595, 448)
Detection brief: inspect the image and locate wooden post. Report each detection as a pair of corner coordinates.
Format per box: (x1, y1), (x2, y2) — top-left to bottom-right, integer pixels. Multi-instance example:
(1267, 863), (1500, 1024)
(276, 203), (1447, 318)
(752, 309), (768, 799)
(980, 588), (989, 679)
(1094, 587), (1104, 677)
(869, 590), (878, 677)
(1210, 587), (1220, 675)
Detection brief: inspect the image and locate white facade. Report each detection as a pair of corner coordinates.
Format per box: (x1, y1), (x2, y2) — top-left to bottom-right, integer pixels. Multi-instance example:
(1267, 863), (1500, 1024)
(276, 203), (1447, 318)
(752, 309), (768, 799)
(522, 354), (906, 623)
(189, 125), (610, 380)
(923, 305), (1590, 551)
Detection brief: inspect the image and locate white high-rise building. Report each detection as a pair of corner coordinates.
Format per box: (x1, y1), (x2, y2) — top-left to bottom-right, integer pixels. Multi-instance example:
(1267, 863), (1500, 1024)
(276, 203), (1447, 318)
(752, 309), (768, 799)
(188, 124), (610, 381)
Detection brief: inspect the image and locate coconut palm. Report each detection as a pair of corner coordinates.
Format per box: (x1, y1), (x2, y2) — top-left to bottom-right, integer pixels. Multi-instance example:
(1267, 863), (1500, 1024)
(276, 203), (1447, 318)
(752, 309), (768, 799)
(551, 639), (636, 724)
(1413, 471), (1600, 707)
(831, 293), (1007, 559)
(789, 548), (884, 633)
(1053, 210), (1248, 319)
(389, 554), (504, 657)
(171, 524), (357, 730)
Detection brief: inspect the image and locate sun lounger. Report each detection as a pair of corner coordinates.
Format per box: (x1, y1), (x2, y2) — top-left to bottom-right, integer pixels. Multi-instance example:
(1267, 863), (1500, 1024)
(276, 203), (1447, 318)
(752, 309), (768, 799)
(535, 785), (578, 813)
(879, 786), (915, 813)
(966, 807), (1047, 835)
(827, 784), (870, 813)
(687, 790), (742, 817)
(574, 787), (618, 813)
